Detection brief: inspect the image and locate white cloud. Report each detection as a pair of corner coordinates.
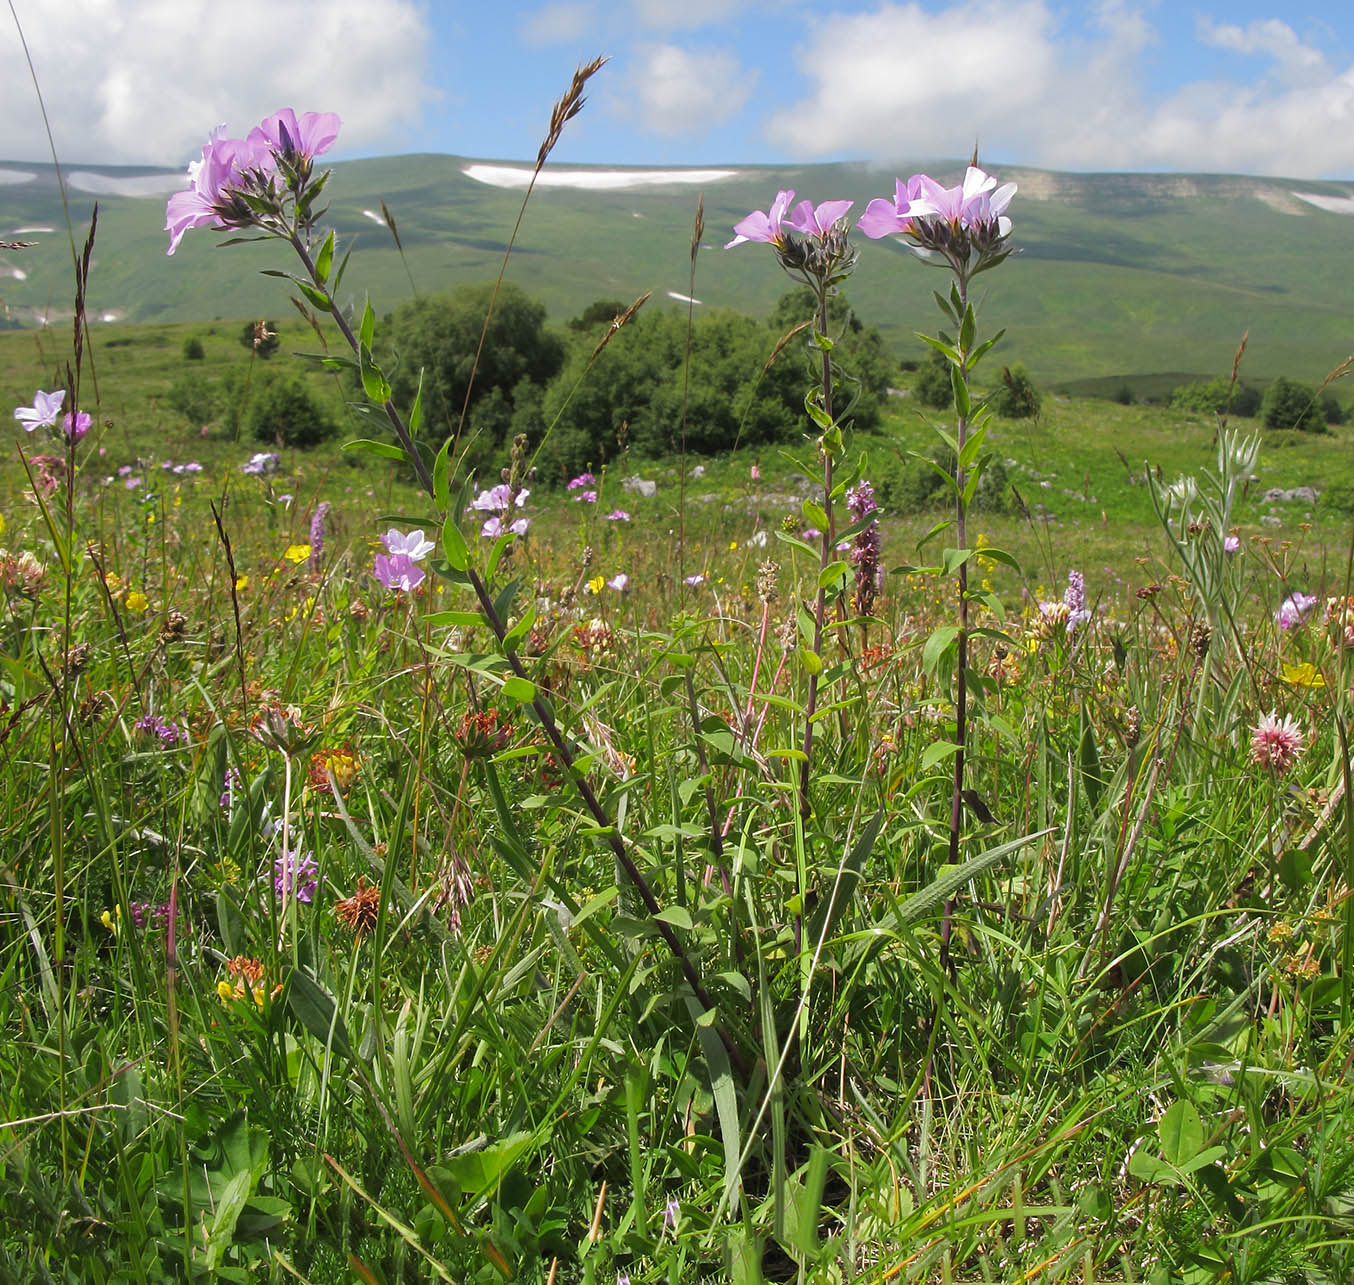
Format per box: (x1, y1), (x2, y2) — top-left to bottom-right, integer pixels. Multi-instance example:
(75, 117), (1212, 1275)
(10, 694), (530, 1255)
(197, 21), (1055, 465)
(1198, 17), (1330, 89)
(623, 43), (755, 134)
(520, 2), (595, 46)
(0, 0), (433, 165)
(463, 162), (739, 188)
(772, 2), (1354, 178)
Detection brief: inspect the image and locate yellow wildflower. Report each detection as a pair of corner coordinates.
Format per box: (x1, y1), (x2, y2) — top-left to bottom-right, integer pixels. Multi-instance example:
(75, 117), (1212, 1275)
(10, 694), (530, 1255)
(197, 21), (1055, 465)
(283, 543), (311, 565)
(586, 575), (605, 595)
(1281, 662), (1325, 689)
(235, 574), (248, 591)
(124, 591), (149, 613)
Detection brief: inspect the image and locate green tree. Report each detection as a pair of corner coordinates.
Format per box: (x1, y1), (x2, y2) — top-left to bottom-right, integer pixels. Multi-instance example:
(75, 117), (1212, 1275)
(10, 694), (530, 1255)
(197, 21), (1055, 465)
(385, 282), (564, 471)
(988, 363), (1041, 419)
(237, 370), (339, 449)
(1261, 375), (1325, 433)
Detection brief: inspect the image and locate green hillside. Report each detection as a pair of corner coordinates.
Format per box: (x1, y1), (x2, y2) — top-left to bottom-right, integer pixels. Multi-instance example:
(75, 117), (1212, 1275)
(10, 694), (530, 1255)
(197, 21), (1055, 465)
(2, 154), (1353, 384)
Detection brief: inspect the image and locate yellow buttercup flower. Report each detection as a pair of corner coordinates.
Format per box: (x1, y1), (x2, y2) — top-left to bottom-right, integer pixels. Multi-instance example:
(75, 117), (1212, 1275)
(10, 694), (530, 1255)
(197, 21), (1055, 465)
(124, 591), (149, 613)
(283, 544), (311, 565)
(235, 574), (248, 591)
(586, 575), (605, 595)
(1282, 661), (1325, 689)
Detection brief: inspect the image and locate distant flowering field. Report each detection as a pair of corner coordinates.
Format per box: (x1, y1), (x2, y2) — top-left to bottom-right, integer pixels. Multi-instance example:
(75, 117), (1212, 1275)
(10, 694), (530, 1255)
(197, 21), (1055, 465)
(2, 70), (1353, 1285)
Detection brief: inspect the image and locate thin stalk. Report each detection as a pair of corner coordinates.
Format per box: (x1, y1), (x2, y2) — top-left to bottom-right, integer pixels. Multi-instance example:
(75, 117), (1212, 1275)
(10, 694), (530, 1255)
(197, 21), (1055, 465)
(797, 285), (836, 824)
(940, 276), (970, 976)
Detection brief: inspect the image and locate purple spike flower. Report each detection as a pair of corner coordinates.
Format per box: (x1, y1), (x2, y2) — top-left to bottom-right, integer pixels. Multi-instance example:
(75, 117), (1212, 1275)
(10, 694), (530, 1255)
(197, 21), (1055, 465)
(847, 480), (881, 618)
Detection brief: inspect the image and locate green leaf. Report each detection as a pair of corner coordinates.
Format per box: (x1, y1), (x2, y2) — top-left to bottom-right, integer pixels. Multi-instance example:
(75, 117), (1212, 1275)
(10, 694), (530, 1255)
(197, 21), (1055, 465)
(359, 296), (375, 351)
(959, 302), (976, 353)
(922, 625), (960, 674)
(686, 997), (741, 1206)
(919, 740), (960, 771)
(811, 328), (834, 351)
(951, 364), (971, 417)
(295, 280), (332, 313)
(803, 389), (834, 430)
(502, 675), (535, 703)
(342, 439), (406, 462)
(314, 229), (334, 284)
(917, 333), (962, 365)
(895, 829), (1052, 927)
(654, 905), (694, 930)
(801, 499), (829, 531)
(425, 610), (483, 628)
(797, 647), (823, 675)
(773, 529), (820, 558)
(1159, 1101), (1203, 1168)
(441, 515), (469, 572)
(818, 560), (849, 588)
(202, 1169), (254, 1271)
(286, 968), (354, 1062)
(942, 547), (974, 576)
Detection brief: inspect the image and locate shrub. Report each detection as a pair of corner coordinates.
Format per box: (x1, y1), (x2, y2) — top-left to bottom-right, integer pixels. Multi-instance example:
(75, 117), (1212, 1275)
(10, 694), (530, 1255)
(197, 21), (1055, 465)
(1321, 392), (1346, 426)
(988, 363), (1041, 419)
(1169, 377), (1260, 418)
(165, 374), (218, 424)
(245, 372), (338, 449)
(913, 349), (954, 409)
(538, 297), (891, 480)
(239, 320), (280, 358)
(182, 336), (205, 360)
(384, 282), (564, 473)
(1261, 376), (1325, 433)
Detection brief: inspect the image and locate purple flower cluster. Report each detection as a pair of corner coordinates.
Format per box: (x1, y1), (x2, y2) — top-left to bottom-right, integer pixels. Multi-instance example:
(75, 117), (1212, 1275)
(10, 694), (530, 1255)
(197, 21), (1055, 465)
(273, 851), (319, 905)
(161, 459), (203, 475)
(1277, 591), (1317, 630)
(847, 480), (882, 618)
(309, 501), (332, 572)
(134, 713), (183, 746)
(165, 109), (341, 255)
(1063, 570), (1091, 634)
(468, 484), (530, 539)
(129, 900), (175, 931)
(220, 765), (242, 811)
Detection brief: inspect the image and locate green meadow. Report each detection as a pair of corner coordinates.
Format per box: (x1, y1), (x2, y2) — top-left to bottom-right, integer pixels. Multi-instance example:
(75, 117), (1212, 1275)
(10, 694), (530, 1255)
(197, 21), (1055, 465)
(3, 142), (1354, 1285)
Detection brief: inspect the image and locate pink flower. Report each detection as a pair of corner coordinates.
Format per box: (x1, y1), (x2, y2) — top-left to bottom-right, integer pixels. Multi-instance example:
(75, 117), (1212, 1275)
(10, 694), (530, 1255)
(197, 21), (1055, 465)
(915, 166), (1016, 236)
(725, 189), (796, 249)
(247, 109), (341, 163)
(1251, 711), (1303, 775)
(1224, 535), (1240, 553)
(857, 175), (936, 240)
(607, 573), (629, 591)
(786, 198), (854, 240)
(164, 126), (274, 255)
(64, 410), (92, 442)
(572, 490), (598, 504)
(382, 528), (434, 561)
(14, 388), (64, 430)
(566, 473), (596, 491)
(372, 552), (424, 592)
(605, 509), (630, 522)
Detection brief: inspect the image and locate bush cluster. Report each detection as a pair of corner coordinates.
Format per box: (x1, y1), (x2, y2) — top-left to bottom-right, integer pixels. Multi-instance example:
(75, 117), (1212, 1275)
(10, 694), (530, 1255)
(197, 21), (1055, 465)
(1169, 377), (1261, 418)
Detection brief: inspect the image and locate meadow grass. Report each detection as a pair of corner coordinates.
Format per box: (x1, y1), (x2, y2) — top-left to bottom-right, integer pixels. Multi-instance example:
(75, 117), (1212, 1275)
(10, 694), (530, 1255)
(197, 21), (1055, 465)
(3, 329), (1354, 1281)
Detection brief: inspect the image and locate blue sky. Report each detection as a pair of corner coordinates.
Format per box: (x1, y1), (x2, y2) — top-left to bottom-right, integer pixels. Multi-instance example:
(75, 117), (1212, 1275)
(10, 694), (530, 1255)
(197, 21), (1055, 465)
(5, 1), (1354, 177)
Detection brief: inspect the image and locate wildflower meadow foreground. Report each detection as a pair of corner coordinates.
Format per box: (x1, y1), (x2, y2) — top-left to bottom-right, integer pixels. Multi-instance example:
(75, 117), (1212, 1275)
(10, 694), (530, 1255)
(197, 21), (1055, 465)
(4, 62), (1354, 1285)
